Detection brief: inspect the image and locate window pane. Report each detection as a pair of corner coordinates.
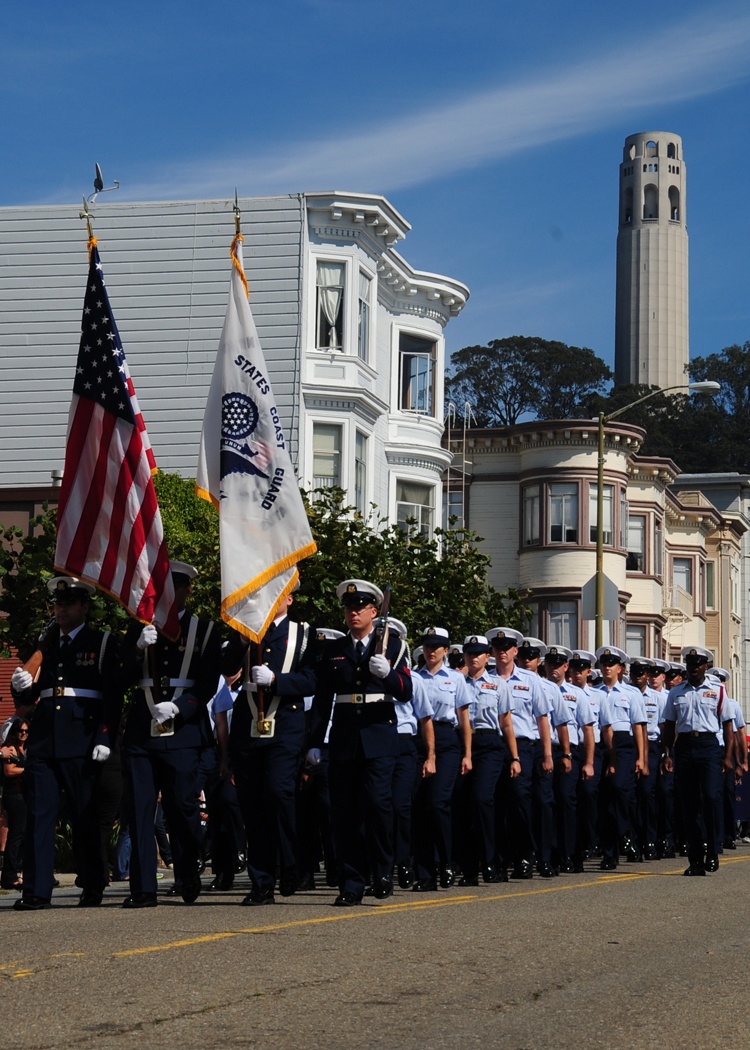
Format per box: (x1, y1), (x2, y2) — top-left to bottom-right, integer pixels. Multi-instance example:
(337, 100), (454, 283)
(588, 483), (613, 544)
(654, 522), (663, 577)
(550, 483), (578, 543)
(312, 423), (341, 489)
(399, 333), (435, 415)
(548, 601), (578, 648)
(523, 487), (540, 546)
(626, 516), (646, 572)
(673, 557), (692, 595)
(316, 261), (345, 350)
(626, 625), (645, 657)
(354, 431), (367, 515)
(357, 273), (371, 362)
(396, 480), (434, 538)
(705, 562), (715, 609)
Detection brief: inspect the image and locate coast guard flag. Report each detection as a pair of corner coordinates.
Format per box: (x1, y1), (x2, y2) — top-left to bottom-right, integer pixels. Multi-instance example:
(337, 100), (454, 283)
(196, 235), (316, 642)
(55, 239), (180, 641)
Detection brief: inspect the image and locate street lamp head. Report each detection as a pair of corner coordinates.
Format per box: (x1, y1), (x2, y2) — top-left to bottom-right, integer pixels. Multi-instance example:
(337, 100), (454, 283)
(687, 381), (721, 394)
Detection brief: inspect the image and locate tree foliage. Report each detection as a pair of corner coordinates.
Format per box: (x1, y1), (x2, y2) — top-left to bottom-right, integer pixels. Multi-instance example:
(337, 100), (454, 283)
(0, 476), (530, 657)
(446, 336), (613, 426)
(581, 343), (750, 474)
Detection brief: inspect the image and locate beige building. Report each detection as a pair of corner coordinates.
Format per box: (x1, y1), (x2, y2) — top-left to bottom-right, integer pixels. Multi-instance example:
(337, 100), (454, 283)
(446, 421), (746, 709)
(615, 131), (689, 390)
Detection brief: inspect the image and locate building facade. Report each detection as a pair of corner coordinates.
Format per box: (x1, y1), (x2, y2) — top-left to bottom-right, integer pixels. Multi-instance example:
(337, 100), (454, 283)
(0, 191), (468, 530)
(614, 131), (689, 390)
(446, 422), (747, 712)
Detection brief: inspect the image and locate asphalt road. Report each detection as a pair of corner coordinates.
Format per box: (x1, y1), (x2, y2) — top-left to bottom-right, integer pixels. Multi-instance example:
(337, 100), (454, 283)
(2, 852), (749, 1050)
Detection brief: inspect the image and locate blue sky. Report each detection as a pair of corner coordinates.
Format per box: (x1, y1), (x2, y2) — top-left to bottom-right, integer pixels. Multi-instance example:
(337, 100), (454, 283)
(3, 0), (750, 372)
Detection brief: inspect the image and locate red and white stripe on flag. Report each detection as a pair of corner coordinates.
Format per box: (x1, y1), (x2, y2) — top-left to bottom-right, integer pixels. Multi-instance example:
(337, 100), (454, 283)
(54, 240), (180, 640)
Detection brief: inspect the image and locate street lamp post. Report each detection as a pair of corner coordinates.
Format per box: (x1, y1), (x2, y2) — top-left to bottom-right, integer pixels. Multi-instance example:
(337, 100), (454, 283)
(594, 380), (721, 650)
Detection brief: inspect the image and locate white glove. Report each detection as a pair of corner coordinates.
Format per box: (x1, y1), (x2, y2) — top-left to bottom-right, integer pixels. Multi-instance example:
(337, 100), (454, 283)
(369, 654), (390, 679)
(91, 745), (111, 763)
(11, 667), (33, 692)
(152, 701), (180, 724)
(137, 624), (158, 650)
(306, 747), (321, 767)
(251, 664), (275, 687)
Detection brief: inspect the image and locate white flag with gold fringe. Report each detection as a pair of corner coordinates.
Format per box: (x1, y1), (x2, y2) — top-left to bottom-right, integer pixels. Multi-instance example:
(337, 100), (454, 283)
(196, 234), (316, 642)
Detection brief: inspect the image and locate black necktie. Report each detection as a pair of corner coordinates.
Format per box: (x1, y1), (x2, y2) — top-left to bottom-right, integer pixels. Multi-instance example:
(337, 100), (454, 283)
(356, 640), (365, 662)
(60, 635), (71, 654)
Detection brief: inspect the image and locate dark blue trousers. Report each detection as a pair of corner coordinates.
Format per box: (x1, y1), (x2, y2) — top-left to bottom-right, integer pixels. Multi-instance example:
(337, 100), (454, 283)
(675, 735), (722, 866)
(636, 742), (660, 849)
(412, 722), (460, 881)
(126, 748), (202, 896)
(576, 743), (603, 858)
(455, 730), (503, 876)
(23, 754), (105, 899)
(329, 752), (396, 897)
(392, 734), (418, 867)
(532, 741), (555, 865)
(232, 725), (305, 891)
(552, 745), (579, 863)
(498, 737), (534, 867)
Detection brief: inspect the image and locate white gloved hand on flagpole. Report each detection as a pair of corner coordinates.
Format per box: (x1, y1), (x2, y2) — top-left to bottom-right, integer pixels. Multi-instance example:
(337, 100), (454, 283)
(137, 624), (158, 650)
(153, 701), (180, 724)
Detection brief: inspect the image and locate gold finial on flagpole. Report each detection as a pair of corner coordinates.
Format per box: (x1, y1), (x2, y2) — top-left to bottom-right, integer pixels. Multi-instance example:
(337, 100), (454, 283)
(233, 190), (242, 236)
(79, 195), (94, 240)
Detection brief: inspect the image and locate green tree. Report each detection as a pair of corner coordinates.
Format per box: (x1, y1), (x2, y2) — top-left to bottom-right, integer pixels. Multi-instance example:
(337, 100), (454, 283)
(0, 479), (529, 656)
(446, 336), (612, 426)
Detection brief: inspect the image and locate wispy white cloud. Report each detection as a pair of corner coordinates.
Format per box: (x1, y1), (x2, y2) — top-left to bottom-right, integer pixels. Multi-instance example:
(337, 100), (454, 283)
(126, 5), (750, 200)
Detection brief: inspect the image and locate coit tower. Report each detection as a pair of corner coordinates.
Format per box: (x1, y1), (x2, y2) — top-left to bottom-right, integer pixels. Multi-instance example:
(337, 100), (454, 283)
(614, 131), (688, 389)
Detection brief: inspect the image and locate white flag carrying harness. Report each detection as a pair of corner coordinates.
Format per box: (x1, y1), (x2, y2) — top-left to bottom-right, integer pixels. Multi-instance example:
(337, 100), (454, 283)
(243, 621), (310, 738)
(196, 234), (316, 643)
(138, 617), (214, 737)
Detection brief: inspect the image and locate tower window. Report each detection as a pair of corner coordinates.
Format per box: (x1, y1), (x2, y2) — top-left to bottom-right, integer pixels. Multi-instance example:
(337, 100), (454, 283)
(646, 140), (658, 157)
(667, 142), (677, 159)
(643, 184), (658, 219)
(669, 186), (680, 221)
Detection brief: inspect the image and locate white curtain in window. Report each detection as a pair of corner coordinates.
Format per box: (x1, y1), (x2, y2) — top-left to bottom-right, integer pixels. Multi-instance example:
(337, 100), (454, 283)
(317, 262), (344, 348)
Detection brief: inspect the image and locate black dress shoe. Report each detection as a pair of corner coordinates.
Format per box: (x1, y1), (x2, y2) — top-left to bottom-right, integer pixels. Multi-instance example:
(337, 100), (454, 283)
(512, 860), (533, 880)
(623, 838), (642, 862)
(234, 851), (247, 874)
(537, 863), (555, 879)
(557, 859), (575, 874)
(333, 891), (362, 906)
(209, 874), (234, 891)
(643, 844), (658, 861)
(723, 839), (737, 851)
(13, 896), (51, 911)
(599, 858), (617, 870)
(458, 874), (479, 886)
(397, 865), (415, 889)
(181, 871), (202, 904)
(572, 860), (585, 873)
(296, 873), (315, 891)
(705, 855), (720, 872)
(78, 890), (103, 907)
(122, 893), (158, 909)
(684, 863), (706, 876)
(279, 868), (298, 897)
(440, 867), (456, 888)
(483, 865), (508, 884)
(241, 886), (275, 906)
(412, 878), (438, 892)
(659, 841), (676, 859)
(325, 870), (339, 888)
(166, 884), (182, 897)
(372, 877), (393, 900)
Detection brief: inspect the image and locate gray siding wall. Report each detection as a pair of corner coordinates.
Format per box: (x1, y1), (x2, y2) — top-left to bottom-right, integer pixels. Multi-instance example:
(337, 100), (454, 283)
(0, 195), (304, 487)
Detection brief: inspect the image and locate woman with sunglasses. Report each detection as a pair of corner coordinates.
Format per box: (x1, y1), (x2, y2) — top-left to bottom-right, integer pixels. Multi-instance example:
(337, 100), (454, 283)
(1, 718), (29, 891)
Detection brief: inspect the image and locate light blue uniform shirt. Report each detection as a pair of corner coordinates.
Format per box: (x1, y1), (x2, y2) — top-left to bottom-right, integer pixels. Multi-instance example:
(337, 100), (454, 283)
(500, 666), (551, 741)
(662, 678), (733, 734)
(548, 682), (595, 747)
(583, 684), (602, 743)
(541, 678), (570, 746)
(465, 671), (511, 732)
(640, 685), (666, 742)
(598, 682), (647, 733)
(397, 673), (435, 736)
(416, 664), (470, 728)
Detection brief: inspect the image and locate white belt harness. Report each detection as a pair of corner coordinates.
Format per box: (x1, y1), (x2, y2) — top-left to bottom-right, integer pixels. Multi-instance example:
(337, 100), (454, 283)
(243, 622), (309, 738)
(139, 617), (210, 736)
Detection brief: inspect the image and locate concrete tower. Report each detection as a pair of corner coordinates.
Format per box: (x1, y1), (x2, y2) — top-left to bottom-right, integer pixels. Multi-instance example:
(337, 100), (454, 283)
(615, 131), (689, 389)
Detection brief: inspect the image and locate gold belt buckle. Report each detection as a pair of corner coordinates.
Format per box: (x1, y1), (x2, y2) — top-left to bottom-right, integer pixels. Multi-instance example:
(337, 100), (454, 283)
(54, 686), (66, 698)
(352, 693), (364, 704)
(159, 676), (171, 691)
(257, 719), (273, 735)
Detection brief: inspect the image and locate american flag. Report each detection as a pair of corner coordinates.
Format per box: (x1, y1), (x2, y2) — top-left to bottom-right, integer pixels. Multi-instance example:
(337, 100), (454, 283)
(54, 242), (180, 640)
